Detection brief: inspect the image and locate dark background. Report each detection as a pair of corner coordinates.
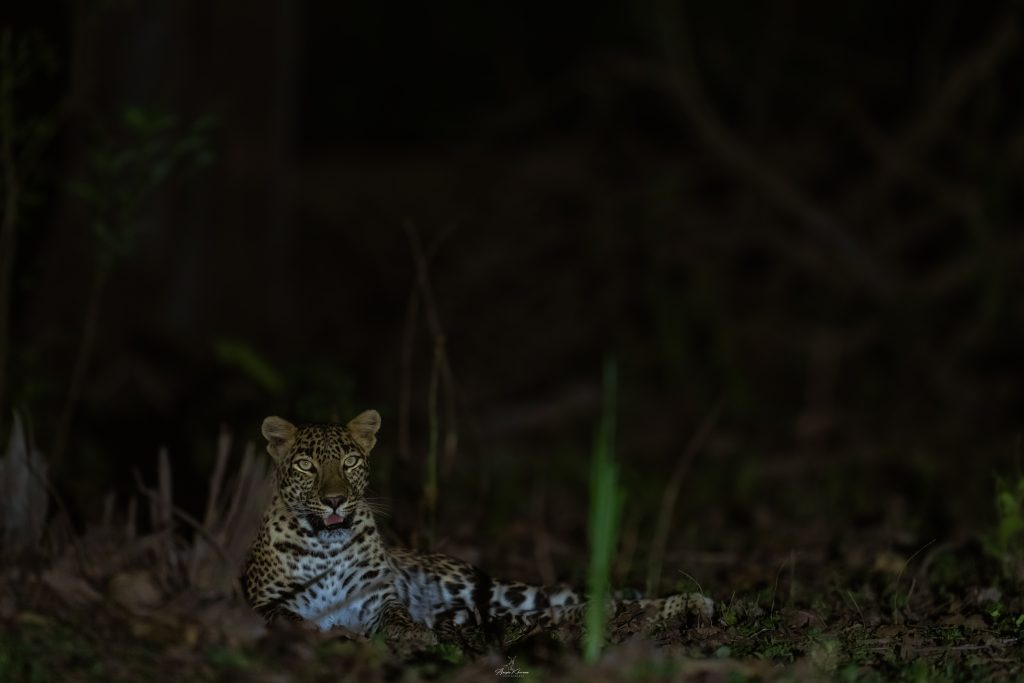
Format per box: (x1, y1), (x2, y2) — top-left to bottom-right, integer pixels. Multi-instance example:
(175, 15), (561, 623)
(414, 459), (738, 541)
(3, 1), (1023, 570)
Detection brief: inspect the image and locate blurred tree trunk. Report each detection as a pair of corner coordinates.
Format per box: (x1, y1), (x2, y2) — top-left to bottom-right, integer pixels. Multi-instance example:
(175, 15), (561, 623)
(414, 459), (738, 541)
(174, 0), (299, 338)
(28, 0), (297, 471)
(0, 31), (17, 429)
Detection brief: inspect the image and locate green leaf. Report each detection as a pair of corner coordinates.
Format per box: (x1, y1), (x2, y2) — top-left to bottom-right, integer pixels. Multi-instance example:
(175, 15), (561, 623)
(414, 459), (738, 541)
(213, 338), (285, 396)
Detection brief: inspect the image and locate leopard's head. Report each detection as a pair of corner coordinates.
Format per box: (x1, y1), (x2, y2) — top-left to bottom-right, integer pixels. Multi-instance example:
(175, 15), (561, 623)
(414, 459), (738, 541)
(260, 410), (380, 534)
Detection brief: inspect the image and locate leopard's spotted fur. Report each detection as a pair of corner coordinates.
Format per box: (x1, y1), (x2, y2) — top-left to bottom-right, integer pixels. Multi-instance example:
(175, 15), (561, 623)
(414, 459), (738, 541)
(242, 410), (713, 650)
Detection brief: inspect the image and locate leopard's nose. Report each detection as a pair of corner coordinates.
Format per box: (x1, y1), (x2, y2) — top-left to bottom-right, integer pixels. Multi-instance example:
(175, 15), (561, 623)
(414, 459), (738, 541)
(322, 495), (346, 509)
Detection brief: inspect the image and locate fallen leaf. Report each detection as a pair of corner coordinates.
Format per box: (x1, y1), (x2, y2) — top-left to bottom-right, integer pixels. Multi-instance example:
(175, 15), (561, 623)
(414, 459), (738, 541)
(109, 570), (163, 613)
(42, 566), (102, 607)
(941, 613), (988, 630)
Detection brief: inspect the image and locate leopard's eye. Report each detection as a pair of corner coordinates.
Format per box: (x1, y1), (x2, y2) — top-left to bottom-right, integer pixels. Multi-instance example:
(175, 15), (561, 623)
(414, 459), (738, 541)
(343, 455), (358, 467)
(294, 458), (315, 473)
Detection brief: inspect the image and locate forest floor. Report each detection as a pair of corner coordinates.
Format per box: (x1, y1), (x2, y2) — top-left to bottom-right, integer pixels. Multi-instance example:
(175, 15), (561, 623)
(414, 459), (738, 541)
(2, 432), (1024, 682)
(3, 532), (1022, 682)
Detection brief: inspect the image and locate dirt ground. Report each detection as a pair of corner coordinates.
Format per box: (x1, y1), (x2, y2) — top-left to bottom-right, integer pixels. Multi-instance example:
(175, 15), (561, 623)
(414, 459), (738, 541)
(3, 428), (1023, 683)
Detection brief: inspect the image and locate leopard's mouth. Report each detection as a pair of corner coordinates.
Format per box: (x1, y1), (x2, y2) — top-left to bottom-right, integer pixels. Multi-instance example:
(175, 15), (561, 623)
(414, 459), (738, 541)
(307, 512), (351, 532)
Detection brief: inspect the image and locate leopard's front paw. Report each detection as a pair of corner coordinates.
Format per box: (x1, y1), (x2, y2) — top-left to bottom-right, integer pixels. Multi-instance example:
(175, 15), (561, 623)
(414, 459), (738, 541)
(379, 603), (438, 657)
(385, 622), (437, 657)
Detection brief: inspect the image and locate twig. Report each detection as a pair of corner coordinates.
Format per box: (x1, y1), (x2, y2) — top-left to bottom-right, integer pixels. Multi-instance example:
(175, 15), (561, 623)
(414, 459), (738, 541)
(895, 538), (936, 590)
(646, 398), (723, 595)
(676, 570), (707, 604)
(892, 538), (936, 623)
(845, 590), (866, 626)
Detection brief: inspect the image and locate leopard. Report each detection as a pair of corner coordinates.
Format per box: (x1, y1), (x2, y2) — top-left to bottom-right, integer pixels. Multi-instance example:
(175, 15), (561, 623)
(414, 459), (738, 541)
(242, 409), (713, 653)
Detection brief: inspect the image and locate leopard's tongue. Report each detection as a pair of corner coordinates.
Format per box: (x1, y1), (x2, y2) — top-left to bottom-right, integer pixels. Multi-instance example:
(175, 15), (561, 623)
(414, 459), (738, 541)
(324, 513), (345, 526)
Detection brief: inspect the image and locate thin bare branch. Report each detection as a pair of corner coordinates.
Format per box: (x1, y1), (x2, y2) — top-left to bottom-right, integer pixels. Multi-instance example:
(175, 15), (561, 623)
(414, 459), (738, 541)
(649, 1), (893, 298)
(51, 267), (109, 470)
(646, 399), (723, 595)
(398, 284), (420, 462)
(843, 18), (1018, 223)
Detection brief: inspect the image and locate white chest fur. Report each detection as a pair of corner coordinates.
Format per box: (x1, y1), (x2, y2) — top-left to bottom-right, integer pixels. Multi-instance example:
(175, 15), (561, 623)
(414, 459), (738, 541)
(269, 518), (394, 633)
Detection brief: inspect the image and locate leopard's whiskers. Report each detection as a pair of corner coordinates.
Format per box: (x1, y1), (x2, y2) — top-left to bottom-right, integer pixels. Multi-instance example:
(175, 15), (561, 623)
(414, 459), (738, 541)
(361, 497), (392, 517)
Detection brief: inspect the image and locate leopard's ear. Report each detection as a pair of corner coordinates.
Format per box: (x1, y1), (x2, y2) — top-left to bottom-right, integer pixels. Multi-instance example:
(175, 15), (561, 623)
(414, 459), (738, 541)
(346, 410), (381, 454)
(262, 416), (297, 462)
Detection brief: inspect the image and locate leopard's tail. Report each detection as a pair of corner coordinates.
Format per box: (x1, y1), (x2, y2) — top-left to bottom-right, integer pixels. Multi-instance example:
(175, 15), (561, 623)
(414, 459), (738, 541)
(487, 580), (585, 624)
(487, 579), (713, 628)
(641, 591), (715, 622)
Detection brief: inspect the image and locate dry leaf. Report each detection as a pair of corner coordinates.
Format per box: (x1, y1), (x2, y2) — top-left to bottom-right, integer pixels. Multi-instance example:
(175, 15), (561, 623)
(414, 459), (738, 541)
(109, 570), (163, 613)
(42, 566), (102, 607)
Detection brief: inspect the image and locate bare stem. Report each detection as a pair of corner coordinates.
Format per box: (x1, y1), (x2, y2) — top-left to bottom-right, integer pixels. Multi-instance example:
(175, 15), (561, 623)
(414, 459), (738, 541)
(402, 221), (460, 549)
(51, 265), (109, 470)
(398, 285), (419, 462)
(646, 399), (723, 596)
(424, 333), (443, 550)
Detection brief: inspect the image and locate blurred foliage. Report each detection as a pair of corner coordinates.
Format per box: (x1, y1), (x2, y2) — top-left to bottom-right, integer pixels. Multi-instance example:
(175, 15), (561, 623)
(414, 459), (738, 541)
(0, 617), (108, 683)
(0, 30), (59, 196)
(984, 470), (1024, 585)
(70, 106), (216, 270)
(0, 3), (1022, 679)
(0, 29), (61, 437)
(212, 338), (285, 397)
(285, 360), (356, 424)
(0, 10), (1021, 667)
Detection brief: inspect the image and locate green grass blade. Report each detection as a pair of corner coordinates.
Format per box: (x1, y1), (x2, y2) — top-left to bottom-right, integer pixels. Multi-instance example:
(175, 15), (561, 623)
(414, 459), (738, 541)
(584, 359), (622, 662)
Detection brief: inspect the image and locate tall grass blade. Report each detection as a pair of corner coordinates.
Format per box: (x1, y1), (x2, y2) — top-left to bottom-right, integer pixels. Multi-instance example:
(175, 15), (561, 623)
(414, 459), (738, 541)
(584, 359), (622, 662)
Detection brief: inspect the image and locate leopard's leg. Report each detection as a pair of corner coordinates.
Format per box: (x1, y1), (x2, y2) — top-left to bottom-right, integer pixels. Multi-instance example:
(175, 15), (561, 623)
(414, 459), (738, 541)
(431, 613), (496, 655)
(263, 605), (307, 625)
(520, 592), (713, 643)
(376, 600), (437, 656)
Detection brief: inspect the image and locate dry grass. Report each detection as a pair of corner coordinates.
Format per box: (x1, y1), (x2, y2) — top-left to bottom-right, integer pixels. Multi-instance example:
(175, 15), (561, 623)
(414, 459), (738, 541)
(1, 420), (273, 655)
(3, 420), (1024, 682)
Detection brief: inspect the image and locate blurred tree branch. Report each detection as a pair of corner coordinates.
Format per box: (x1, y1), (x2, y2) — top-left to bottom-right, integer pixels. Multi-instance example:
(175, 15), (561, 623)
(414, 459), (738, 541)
(843, 17), (1019, 226)
(402, 221), (460, 550)
(647, 0), (895, 300)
